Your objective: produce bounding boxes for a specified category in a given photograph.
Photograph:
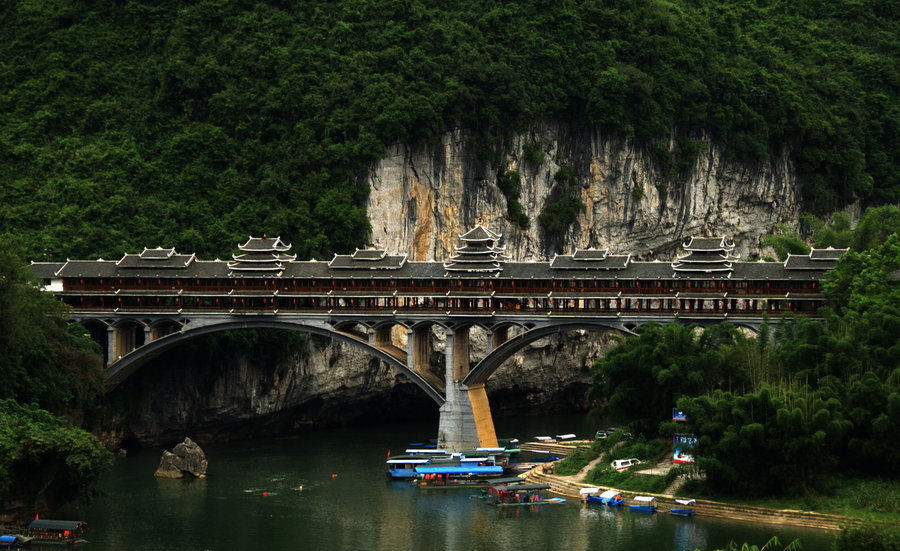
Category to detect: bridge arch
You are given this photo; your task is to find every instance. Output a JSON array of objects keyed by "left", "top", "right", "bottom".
[
  {"left": 104, "top": 320, "right": 444, "bottom": 404},
  {"left": 462, "top": 321, "right": 636, "bottom": 386}
]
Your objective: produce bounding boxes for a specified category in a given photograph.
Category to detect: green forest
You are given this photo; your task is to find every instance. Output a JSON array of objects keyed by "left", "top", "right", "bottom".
[{"left": 1, "top": 0, "right": 898, "bottom": 261}]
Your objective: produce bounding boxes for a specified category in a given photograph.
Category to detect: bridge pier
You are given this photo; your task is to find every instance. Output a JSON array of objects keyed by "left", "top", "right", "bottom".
[
  {"left": 486, "top": 326, "right": 509, "bottom": 353},
  {"left": 107, "top": 325, "right": 141, "bottom": 366},
  {"left": 437, "top": 327, "right": 498, "bottom": 452}
]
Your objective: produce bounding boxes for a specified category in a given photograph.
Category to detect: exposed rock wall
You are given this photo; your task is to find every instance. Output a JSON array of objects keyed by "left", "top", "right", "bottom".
[{"left": 367, "top": 123, "right": 798, "bottom": 260}]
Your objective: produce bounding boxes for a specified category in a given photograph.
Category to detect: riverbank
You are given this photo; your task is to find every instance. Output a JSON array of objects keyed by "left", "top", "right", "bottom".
[{"left": 524, "top": 465, "right": 860, "bottom": 531}]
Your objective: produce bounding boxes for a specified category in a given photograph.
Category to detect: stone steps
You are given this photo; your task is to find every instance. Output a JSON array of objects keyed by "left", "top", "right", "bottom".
[{"left": 523, "top": 468, "right": 860, "bottom": 531}]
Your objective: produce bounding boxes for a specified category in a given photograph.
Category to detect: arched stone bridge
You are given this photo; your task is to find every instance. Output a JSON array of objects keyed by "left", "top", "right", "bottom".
[{"left": 69, "top": 310, "right": 769, "bottom": 452}]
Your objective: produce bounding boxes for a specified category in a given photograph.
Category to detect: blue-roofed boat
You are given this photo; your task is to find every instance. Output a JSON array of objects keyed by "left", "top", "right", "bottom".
[
  {"left": 628, "top": 495, "right": 658, "bottom": 513},
  {"left": 0, "top": 534, "right": 32, "bottom": 549},
  {"left": 386, "top": 447, "right": 516, "bottom": 480}
]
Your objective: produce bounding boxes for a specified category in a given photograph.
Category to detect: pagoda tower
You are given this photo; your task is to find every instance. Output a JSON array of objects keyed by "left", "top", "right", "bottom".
[
  {"left": 443, "top": 225, "right": 509, "bottom": 274},
  {"left": 671, "top": 236, "right": 739, "bottom": 274},
  {"left": 228, "top": 236, "right": 296, "bottom": 276}
]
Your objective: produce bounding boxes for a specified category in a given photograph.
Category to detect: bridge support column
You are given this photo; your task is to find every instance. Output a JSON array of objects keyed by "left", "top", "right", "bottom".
[
  {"left": 486, "top": 326, "right": 509, "bottom": 353},
  {"left": 437, "top": 327, "right": 498, "bottom": 452},
  {"left": 108, "top": 325, "right": 137, "bottom": 366},
  {"left": 370, "top": 326, "right": 392, "bottom": 349},
  {"left": 406, "top": 326, "right": 435, "bottom": 382},
  {"left": 106, "top": 327, "right": 117, "bottom": 367}
]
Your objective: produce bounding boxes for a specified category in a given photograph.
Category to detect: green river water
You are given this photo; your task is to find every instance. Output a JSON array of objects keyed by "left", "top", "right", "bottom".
[{"left": 56, "top": 415, "right": 835, "bottom": 550}]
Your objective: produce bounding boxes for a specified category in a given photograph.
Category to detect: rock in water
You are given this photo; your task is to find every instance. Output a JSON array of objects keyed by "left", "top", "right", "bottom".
[{"left": 153, "top": 437, "right": 208, "bottom": 478}]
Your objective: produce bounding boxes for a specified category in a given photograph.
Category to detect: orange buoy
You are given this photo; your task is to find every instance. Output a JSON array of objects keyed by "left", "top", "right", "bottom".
[{"left": 331, "top": 474, "right": 338, "bottom": 478}]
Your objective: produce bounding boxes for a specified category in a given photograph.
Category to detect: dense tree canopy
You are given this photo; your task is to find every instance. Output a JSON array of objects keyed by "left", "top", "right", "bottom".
[
  {"left": 1, "top": 0, "right": 897, "bottom": 260},
  {"left": 0, "top": 238, "right": 104, "bottom": 413}
]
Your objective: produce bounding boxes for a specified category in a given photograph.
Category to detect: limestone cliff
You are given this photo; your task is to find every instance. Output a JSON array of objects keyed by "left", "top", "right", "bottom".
[
  {"left": 105, "top": 125, "right": 800, "bottom": 446},
  {"left": 367, "top": 123, "right": 797, "bottom": 260}
]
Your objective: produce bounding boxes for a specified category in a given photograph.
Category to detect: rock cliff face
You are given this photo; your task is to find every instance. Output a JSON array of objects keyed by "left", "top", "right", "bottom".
[
  {"left": 367, "top": 123, "right": 798, "bottom": 260},
  {"left": 105, "top": 125, "right": 800, "bottom": 446}
]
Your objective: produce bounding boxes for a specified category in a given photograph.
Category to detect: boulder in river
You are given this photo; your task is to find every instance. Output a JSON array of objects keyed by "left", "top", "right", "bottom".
[{"left": 153, "top": 437, "right": 208, "bottom": 478}]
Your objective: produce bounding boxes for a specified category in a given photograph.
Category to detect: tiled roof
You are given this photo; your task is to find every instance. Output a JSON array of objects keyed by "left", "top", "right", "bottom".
[
  {"left": 458, "top": 225, "right": 500, "bottom": 241},
  {"left": 328, "top": 254, "right": 407, "bottom": 270},
  {"left": 237, "top": 236, "right": 292, "bottom": 252},
  {"left": 30, "top": 262, "right": 65, "bottom": 278},
  {"left": 40, "top": 257, "right": 832, "bottom": 281},
  {"left": 809, "top": 248, "right": 849, "bottom": 260},
  {"left": 139, "top": 248, "right": 176, "bottom": 259},
  {"left": 118, "top": 253, "right": 196, "bottom": 269},
  {"left": 351, "top": 249, "right": 387, "bottom": 261},
  {"left": 683, "top": 236, "right": 734, "bottom": 251},
  {"left": 550, "top": 254, "right": 630, "bottom": 270},
  {"left": 784, "top": 247, "right": 847, "bottom": 270},
  {"left": 572, "top": 249, "right": 609, "bottom": 260}
]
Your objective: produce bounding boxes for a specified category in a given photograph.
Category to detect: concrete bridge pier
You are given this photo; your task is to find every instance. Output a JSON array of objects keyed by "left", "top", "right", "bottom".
[
  {"left": 437, "top": 327, "right": 499, "bottom": 452},
  {"left": 486, "top": 326, "right": 509, "bottom": 353},
  {"left": 107, "top": 324, "right": 140, "bottom": 366}
]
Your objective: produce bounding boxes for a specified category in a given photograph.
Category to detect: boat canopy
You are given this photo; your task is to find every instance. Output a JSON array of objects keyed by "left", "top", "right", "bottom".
[
  {"left": 534, "top": 436, "right": 552, "bottom": 441},
  {"left": 579, "top": 487, "right": 602, "bottom": 495},
  {"left": 490, "top": 484, "right": 550, "bottom": 492},
  {"left": 405, "top": 449, "right": 447, "bottom": 455},
  {"left": 487, "top": 477, "right": 525, "bottom": 484},
  {"left": 459, "top": 457, "right": 491, "bottom": 462},
  {"left": 28, "top": 520, "right": 86, "bottom": 531},
  {"left": 415, "top": 465, "right": 504, "bottom": 475},
  {"left": 633, "top": 496, "right": 657, "bottom": 503},
  {"left": 386, "top": 458, "right": 430, "bottom": 464},
  {"left": 476, "top": 447, "right": 506, "bottom": 453},
  {"left": 555, "top": 433, "right": 576, "bottom": 440},
  {"left": 675, "top": 498, "right": 696, "bottom": 506},
  {"left": 599, "top": 490, "right": 622, "bottom": 499}
]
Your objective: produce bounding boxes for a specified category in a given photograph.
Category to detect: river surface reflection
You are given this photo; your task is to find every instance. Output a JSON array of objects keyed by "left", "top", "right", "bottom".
[{"left": 58, "top": 415, "right": 835, "bottom": 550}]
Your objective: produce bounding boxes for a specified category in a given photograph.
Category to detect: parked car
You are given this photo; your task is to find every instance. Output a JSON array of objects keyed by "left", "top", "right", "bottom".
[
  {"left": 594, "top": 430, "right": 608, "bottom": 439},
  {"left": 610, "top": 458, "right": 642, "bottom": 471}
]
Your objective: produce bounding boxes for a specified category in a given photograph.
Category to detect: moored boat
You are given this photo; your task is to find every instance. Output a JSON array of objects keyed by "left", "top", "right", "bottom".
[
  {"left": 591, "top": 489, "right": 624, "bottom": 506},
  {"left": 414, "top": 465, "right": 505, "bottom": 487},
  {"left": 628, "top": 495, "right": 658, "bottom": 513},
  {"left": 482, "top": 483, "right": 564, "bottom": 506},
  {"left": 27, "top": 519, "right": 89, "bottom": 545},
  {"left": 669, "top": 498, "right": 696, "bottom": 517},
  {"left": 0, "top": 534, "right": 32, "bottom": 549}
]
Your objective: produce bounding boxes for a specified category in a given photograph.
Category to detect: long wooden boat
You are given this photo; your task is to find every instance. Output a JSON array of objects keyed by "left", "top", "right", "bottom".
[
  {"left": 482, "top": 484, "right": 565, "bottom": 506},
  {"left": 26, "top": 519, "right": 89, "bottom": 546},
  {"left": 414, "top": 465, "right": 505, "bottom": 487}
]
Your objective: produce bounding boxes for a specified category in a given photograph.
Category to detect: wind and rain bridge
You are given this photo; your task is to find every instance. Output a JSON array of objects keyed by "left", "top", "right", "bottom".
[{"left": 31, "top": 225, "right": 846, "bottom": 451}]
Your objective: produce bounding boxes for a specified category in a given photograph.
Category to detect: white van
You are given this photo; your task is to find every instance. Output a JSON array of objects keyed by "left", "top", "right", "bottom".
[{"left": 610, "top": 458, "right": 641, "bottom": 471}]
